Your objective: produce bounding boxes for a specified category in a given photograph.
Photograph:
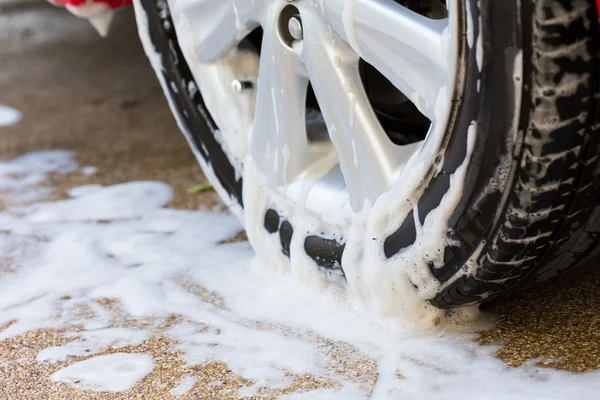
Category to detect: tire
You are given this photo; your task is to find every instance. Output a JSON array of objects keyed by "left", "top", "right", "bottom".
[{"left": 133, "top": 0, "right": 600, "bottom": 310}]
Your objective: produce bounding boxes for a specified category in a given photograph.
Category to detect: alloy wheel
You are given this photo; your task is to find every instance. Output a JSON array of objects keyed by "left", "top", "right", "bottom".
[{"left": 167, "top": 0, "right": 461, "bottom": 215}]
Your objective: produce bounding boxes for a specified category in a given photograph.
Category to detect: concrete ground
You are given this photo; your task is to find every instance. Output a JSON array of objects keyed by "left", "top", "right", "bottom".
[
  {"left": 1, "top": 2, "right": 600, "bottom": 398},
  {"left": 0, "top": 1, "right": 220, "bottom": 211}
]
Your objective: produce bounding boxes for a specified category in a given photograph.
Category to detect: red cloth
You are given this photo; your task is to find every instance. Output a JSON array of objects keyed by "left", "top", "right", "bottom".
[{"left": 52, "top": 0, "right": 132, "bottom": 8}]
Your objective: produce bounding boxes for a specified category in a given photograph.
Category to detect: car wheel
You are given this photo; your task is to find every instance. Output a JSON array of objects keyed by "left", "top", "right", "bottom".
[{"left": 133, "top": 0, "right": 600, "bottom": 310}]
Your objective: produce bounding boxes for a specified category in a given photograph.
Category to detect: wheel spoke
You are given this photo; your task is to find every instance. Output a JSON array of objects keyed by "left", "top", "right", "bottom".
[
  {"left": 251, "top": 14, "right": 311, "bottom": 186},
  {"left": 168, "top": 0, "right": 257, "bottom": 63},
  {"left": 322, "top": 0, "right": 449, "bottom": 120},
  {"left": 302, "top": 12, "right": 405, "bottom": 209}
]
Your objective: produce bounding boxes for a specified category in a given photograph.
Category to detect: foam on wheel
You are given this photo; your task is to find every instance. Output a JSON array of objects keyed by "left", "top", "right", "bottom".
[{"left": 134, "top": 0, "right": 600, "bottom": 310}]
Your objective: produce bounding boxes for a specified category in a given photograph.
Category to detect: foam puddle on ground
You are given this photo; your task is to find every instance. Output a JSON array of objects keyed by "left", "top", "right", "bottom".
[
  {"left": 1, "top": 150, "right": 599, "bottom": 399},
  {"left": 0, "top": 105, "right": 22, "bottom": 127},
  {"left": 49, "top": 353, "right": 155, "bottom": 392}
]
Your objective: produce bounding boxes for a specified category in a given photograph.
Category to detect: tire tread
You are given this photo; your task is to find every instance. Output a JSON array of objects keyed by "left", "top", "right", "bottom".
[{"left": 433, "top": 0, "right": 600, "bottom": 307}]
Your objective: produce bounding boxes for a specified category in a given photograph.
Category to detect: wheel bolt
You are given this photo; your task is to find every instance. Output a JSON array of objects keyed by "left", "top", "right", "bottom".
[
  {"left": 288, "top": 15, "right": 303, "bottom": 41},
  {"left": 231, "top": 79, "right": 253, "bottom": 93}
]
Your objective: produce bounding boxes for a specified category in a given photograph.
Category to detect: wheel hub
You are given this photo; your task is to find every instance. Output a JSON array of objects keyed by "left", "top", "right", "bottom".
[
  {"left": 287, "top": 15, "right": 303, "bottom": 41},
  {"left": 167, "top": 0, "right": 459, "bottom": 216}
]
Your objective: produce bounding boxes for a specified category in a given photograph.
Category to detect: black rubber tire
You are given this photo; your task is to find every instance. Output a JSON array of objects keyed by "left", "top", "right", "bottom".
[
  {"left": 136, "top": 0, "right": 600, "bottom": 308},
  {"left": 431, "top": 0, "right": 600, "bottom": 307}
]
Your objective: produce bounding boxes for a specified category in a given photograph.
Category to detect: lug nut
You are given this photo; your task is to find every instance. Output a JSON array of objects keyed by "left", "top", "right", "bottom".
[
  {"left": 231, "top": 79, "right": 253, "bottom": 93},
  {"left": 288, "top": 15, "right": 303, "bottom": 41}
]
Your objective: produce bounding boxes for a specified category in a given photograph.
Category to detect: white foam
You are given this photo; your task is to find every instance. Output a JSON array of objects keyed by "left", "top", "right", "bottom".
[
  {"left": 2, "top": 150, "right": 600, "bottom": 398},
  {"left": 170, "top": 374, "right": 197, "bottom": 396},
  {"left": 0, "top": 150, "right": 77, "bottom": 190},
  {"left": 27, "top": 181, "right": 174, "bottom": 222},
  {"left": 37, "top": 328, "right": 150, "bottom": 363},
  {"left": 120, "top": 2, "right": 600, "bottom": 395},
  {"left": 68, "top": 184, "right": 103, "bottom": 198},
  {"left": 0, "top": 150, "right": 77, "bottom": 204},
  {"left": 0, "top": 105, "right": 22, "bottom": 127},
  {"left": 50, "top": 353, "right": 154, "bottom": 392},
  {"left": 466, "top": 0, "right": 474, "bottom": 48},
  {"left": 280, "top": 386, "right": 365, "bottom": 400},
  {"left": 81, "top": 166, "right": 98, "bottom": 176}
]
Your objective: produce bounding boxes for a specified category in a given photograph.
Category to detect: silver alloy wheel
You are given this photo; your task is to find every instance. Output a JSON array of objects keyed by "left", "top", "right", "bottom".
[{"left": 167, "top": 0, "right": 459, "bottom": 216}]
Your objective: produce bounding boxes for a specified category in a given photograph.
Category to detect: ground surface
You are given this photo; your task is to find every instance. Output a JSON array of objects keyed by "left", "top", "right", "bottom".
[{"left": 1, "top": 3, "right": 600, "bottom": 399}]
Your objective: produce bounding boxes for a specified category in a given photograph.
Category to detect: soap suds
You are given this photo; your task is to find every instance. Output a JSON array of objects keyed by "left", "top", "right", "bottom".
[
  {"left": 50, "top": 353, "right": 155, "bottom": 392},
  {"left": 1, "top": 150, "right": 600, "bottom": 398},
  {"left": 466, "top": 0, "right": 474, "bottom": 48},
  {"left": 170, "top": 374, "right": 197, "bottom": 396},
  {"left": 135, "top": 0, "right": 474, "bottom": 326},
  {"left": 0, "top": 105, "right": 22, "bottom": 127},
  {"left": 37, "top": 328, "right": 150, "bottom": 363},
  {"left": 81, "top": 166, "right": 98, "bottom": 176},
  {"left": 81, "top": 3, "right": 600, "bottom": 397}
]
